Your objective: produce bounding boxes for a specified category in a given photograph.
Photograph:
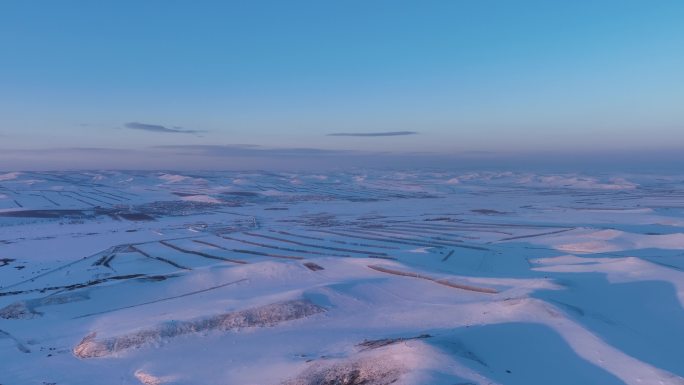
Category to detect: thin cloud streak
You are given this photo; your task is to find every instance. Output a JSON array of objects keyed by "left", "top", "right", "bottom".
[
  {"left": 124, "top": 122, "right": 204, "bottom": 134},
  {"left": 154, "top": 144, "right": 357, "bottom": 157},
  {"left": 327, "top": 131, "right": 418, "bottom": 137}
]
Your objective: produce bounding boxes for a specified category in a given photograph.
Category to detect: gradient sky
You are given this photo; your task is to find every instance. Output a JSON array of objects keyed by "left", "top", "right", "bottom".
[{"left": 1, "top": 0, "right": 683, "bottom": 170}]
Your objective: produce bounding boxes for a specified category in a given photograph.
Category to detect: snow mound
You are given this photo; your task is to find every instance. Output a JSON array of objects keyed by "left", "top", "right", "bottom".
[
  {"left": 283, "top": 345, "right": 410, "bottom": 385},
  {"left": 283, "top": 339, "right": 460, "bottom": 385},
  {"left": 544, "top": 229, "right": 684, "bottom": 253},
  {"left": 0, "top": 172, "right": 21, "bottom": 181},
  {"left": 158, "top": 174, "right": 204, "bottom": 184},
  {"left": 180, "top": 195, "right": 221, "bottom": 204},
  {"left": 519, "top": 175, "right": 637, "bottom": 190},
  {"left": 284, "top": 357, "right": 403, "bottom": 385},
  {"left": 135, "top": 370, "right": 164, "bottom": 385},
  {"left": 73, "top": 299, "right": 325, "bottom": 358}
]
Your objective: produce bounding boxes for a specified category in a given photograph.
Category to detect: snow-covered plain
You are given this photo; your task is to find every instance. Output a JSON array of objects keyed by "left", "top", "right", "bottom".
[{"left": 1, "top": 170, "right": 684, "bottom": 385}]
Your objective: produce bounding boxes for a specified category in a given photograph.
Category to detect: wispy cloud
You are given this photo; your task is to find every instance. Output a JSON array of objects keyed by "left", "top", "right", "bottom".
[
  {"left": 154, "top": 144, "right": 355, "bottom": 157},
  {"left": 327, "top": 131, "right": 418, "bottom": 137},
  {"left": 124, "top": 122, "right": 204, "bottom": 134},
  {"left": 0, "top": 147, "right": 135, "bottom": 155}
]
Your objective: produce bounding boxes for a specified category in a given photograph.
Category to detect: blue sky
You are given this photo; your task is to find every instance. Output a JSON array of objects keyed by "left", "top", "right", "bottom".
[{"left": 1, "top": 1, "right": 683, "bottom": 170}]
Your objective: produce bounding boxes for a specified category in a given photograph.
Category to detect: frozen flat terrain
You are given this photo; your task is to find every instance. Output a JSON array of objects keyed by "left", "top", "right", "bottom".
[{"left": 1, "top": 170, "right": 684, "bottom": 385}]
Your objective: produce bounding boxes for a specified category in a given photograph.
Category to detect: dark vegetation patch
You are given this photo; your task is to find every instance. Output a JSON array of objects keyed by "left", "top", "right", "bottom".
[
  {"left": 1, "top": 292, "right": 90, "bottom": 320},
  {"left": 471, "top": 209, "right": 507, "bottom": 215},
  {"left": 368, "top": 265, "right": 498, "bottom": 294},
  {"left": 303, "top": 262, "right": 324, "bottom": 271},
  {"left": 0, "top": 274, "right": 169, "bottom": 297},
  {"left": 0, "top": 207, "right": 152, "bottom": 222},
  {"left": 193, "top": 239, "right": 303, "bottom": 260},
  {"left": 0, "top": 210, "right": 87, "bottom": 218},
  {"left": 424, "top": 216, "right": 457, "bottom": 222},
  {"left": 130, "top": 245, "right": 191, "bottom": 270},
  {"left": 284, "top": 354, "right": 404, "bottom": 385},
  {"left": 272, "top": 230, "right": 400, "bottom": 250},
  {"left": 133, "top": 200, "right": 235, "bottom": 215},
  {"left": 73, "top": 299, "right": 325, "bottom": 358},
  {"left": 357, "top": 334, "right": 432, "bottom": 351},
  {"left": 243, "top": 231, "right": 388, "bottom": 256},
  {"left": 441, "top": 250, "right": 455, "bottom": 262},
  {"left": 279, "top": 213, "right": 344, "bottom": 227},
  {"left": 92, "top": 254, "right": 116, "bottom": 268},
  {"left": 117, "top": 213, "right": 155, "bottom": 221},
  {"left": 0, "top": 302, "right": 32, "bottom": 319},
  {"left": 159, "top": 240, "right": 247, "bottom": 264},
  {"left": 222, "top": 191, "right": 260, "bottom": 197},
  {"left": 0, "top": 258, "right": 15, "bottom": 267}
]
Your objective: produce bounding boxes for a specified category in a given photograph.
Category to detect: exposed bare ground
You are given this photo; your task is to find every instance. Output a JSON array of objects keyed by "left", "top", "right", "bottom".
[
  {"left": 283, "top": 344, "right": 411, "bottom": 385},
  {"left": 73, "top": 299, "right": 325, "bottom": 358},
  {"left": 357, "top": 334, "right": 431, "bottom": 351}
]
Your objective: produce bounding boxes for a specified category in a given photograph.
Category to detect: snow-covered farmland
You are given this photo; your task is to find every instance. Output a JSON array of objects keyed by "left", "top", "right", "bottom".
[{"left": 1, "top": 170, "right": 684, "bottom": 384}]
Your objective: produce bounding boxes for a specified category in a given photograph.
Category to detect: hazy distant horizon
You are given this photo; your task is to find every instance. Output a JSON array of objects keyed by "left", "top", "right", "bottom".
[{"left": 1, "top": 146, "right": 683, "bottom": 173}]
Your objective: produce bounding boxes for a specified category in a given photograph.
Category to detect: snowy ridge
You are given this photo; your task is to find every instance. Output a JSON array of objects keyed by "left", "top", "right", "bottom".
[{"left": 73, "top": 299, "right": 325, "bottom": 358}]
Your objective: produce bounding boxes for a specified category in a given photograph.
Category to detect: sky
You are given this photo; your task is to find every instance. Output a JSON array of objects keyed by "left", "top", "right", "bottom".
[{"left": 1, "top": 0, "right": 683, "bottom": 170}]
